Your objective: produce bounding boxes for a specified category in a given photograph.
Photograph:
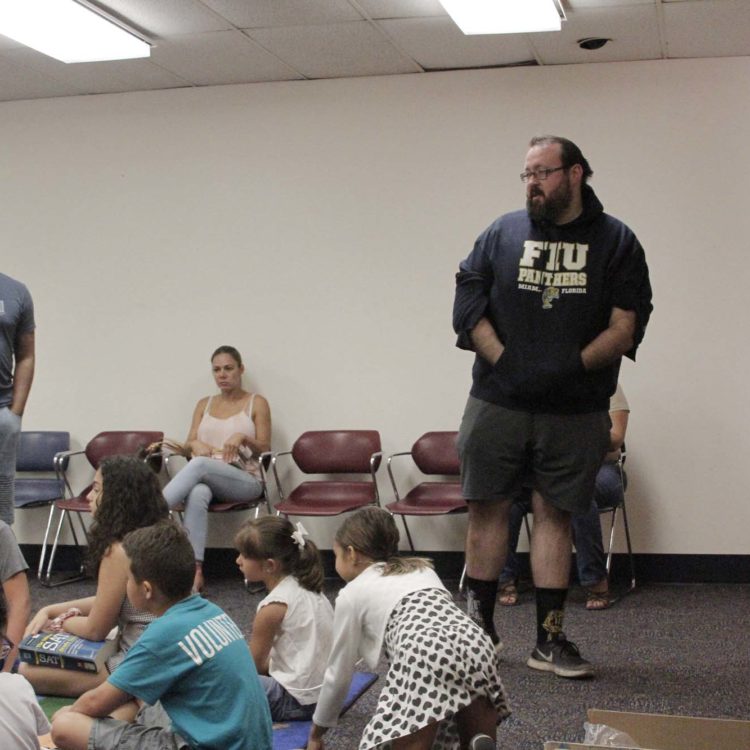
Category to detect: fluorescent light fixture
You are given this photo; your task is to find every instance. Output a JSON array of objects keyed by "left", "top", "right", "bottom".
[
  {"left": 439, "top": 0, "right": 565, "bottom": 35},
  {"left": 0, "top": 0, "right": 150, "bottom": 63}
]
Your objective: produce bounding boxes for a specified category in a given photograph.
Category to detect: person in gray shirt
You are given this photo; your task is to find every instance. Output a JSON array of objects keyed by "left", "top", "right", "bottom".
[{"left": 0, "top": 273, "right": 35, "bottom": 525}]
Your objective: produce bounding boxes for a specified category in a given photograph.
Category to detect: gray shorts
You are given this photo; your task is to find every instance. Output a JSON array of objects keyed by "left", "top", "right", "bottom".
[
  {"left": 89, "top": 703, "right": 189, "bottom": 750},
  {"left": 456, "top": 396, "right": 610, "bottom": 514}
]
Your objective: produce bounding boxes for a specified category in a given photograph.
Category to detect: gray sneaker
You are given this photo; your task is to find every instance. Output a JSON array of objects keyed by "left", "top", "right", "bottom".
[{"left": 527, "top": 635, "right": 594, "bottom": 678}]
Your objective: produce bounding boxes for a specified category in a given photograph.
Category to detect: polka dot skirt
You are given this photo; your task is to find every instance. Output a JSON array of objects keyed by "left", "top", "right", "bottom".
[{"left": 359, "top": 588, "right": 510, "bottom": 749}]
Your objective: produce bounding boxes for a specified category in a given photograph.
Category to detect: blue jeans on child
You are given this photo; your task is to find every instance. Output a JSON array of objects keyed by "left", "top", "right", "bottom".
[
  {"left": 162, "top": 457, "right": 263, "bottom": 562},
  {"left": 259, "top": 675, "right": 316, "bottom": 722},
  {"left": 499, "top": 462, "right": 625, "bottom": 587}
]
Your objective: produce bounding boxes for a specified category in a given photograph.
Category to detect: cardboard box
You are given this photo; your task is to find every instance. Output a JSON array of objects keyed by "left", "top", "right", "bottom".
[{"left": 544, "top": 708, "right": 750, "bottom": 750}]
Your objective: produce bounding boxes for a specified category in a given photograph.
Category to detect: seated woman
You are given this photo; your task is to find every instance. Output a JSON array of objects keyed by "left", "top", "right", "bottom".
[
  {"left": 163, "top": 345, "right": 271, "bottom": 593},
  {"left": 498, "top": 384, "right": 629, "bottom": 610},
  {"left": 21, "top": 456, "right": 169, "bottom": 697}
]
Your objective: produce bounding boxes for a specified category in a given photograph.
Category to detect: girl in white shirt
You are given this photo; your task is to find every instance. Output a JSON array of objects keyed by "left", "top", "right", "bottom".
[
  {"left": 235, "top": 516, "right": 334, "bottom": 721},
  {"left": 308, "top": 507, "right": 509, "bottom": 750}
]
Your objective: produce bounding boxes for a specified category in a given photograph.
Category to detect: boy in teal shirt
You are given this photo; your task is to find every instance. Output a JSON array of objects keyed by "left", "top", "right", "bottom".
[{"left": 51, "top": 521, "right": 272, "bottom": 750}]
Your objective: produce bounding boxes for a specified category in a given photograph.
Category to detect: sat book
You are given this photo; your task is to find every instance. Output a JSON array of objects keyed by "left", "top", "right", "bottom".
[{"left": 19, "top": 631, "right": 116, "bottom": 673}]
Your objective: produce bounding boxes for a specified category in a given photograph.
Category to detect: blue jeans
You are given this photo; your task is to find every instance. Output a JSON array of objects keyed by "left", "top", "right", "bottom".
[
  {"left": 499, "top": 462, "right": 625, "bottom": 587},
  {"left": 162, "top": 457, "right": 263, "bottom": 561},
  {"left": 0, "top": 406, "right": 22, "bottom": 524},
  {"left": 259, "top": 675, "right": 316, "bottom": 722}
]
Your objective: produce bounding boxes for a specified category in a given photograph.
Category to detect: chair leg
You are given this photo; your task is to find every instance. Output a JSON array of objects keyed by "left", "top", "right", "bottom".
[
  {"left": 42, "top": 509, "right": 87, "bottom": 587},
  {"left": 604, "top": 507, "right": 618, "bottom": 578},
  {"left": 523, "top": 511, "right": 532, "bottom": 544},
  {"left": 41, "top": 508, "right": 67, "bottom": 586},
  {"left": 399, "top": 516, "right": 416, "bottom": 552},
  {"left": 37, "top": 504, "right": 58, "bottom": 582},
  {"left": 620, "top": 500, "right": 636, "bottom": 591}
]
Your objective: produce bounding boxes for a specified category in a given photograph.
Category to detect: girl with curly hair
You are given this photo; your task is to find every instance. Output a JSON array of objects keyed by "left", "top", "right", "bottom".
[{"left": 21, "top": 455, "right": 169, "bottom": 698}]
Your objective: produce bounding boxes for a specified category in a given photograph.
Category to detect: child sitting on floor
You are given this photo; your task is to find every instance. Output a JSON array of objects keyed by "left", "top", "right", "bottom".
[
  {"left": 50, "top": 521, "right": 272, "bottom": 750},
  {"left": 235, "top": 516, "right": 334, "bottom": 721},
  {"left": 0, "top": 592, "right": 50, "bottom": 749},
  {"left": 22, "top": 456, "right": 169, "bottom": 697},
  {"left": 307, "top": 507, "right": 510, "bottom": 750}
]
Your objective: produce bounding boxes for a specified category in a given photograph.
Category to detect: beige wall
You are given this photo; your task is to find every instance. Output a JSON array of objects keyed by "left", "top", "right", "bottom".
[{"left": 5, "top": 56, "right": 750, "bottom": 554}]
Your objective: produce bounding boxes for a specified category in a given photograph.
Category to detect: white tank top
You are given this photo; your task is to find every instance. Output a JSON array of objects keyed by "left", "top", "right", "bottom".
[{"left": 196, "top": 394, "right": 260, "bottom": 477}]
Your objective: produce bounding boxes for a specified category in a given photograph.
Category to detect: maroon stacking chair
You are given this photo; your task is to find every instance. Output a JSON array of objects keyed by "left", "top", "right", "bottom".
[
  {"left": 271, "top": 431, "right": 382, "bottom": 528},
  {"left": 39, "top": 430, "right": 163, "bottom": 586},
  {"left": 385, "top": 431, "right": 466, "bottom": 551}
]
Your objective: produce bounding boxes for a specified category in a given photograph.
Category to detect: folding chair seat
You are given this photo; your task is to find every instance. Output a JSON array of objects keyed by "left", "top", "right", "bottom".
[
  {"left": 385, "top": 431, "right": 466, "bottom": 551},
  {"left": 40, "top": 430, "right": 163, "bottom": 586},
  {"left": 271, "top": 430, "right": 382, "bottom": 523}
]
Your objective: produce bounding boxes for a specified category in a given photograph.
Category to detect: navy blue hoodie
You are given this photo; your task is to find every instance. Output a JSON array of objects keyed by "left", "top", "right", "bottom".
[{"left": 453, "top": 185, "right": 652, "bottom": 414}]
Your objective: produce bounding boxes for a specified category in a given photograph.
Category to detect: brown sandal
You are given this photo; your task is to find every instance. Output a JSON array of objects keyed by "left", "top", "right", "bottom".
[
  {"left": 498, "top": 580, "right": 519, "bottom": 606},
  {"left": 585, "top": 587, "right": 611, "bottom": 611}
]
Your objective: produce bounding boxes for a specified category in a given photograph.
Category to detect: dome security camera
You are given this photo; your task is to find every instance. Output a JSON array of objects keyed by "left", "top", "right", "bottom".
[{"left": 578, "top": 37, "right": 611, "bottom": 51}]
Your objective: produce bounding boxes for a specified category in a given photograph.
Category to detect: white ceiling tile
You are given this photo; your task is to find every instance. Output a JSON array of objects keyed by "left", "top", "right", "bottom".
[
  {"left": 199, "top": 0, "right": 362, "bottom": 28},
  {"left": 96, "top": 0, "right": 233, "bottom": 36},
  {"left": 664, "top": 0, "right": 750, "bottom": 58},
  {"left": 3, "top": 48, "right": 190, "bottom": 95},
  {"left": 379, "top": 17, "right": 535, "bottom": 69},
  {"left": 568, "top": 0, "right": 654, "bottom": 7},
  {"left": 0, "top": 0, "right": 744, "bottom": 103},
  {"left": 0, "top": 55, "right": 82, "bottom": 101},
  {"left": 357, "top": 0, "right": 448, "bottom": 19},
  {"left": 530, "top": 6, "right": 662, "bottom": 64},
  {"left": 151, "top": 31, "right": 303, "bottom": 85},
  {"left": 246, "top": 21, "right": 422, "bottom": 78}
]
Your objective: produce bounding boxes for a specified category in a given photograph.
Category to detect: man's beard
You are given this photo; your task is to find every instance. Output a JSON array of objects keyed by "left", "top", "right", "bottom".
[{"left": 526, "top": 178, "right": 572, "bottom": 223}]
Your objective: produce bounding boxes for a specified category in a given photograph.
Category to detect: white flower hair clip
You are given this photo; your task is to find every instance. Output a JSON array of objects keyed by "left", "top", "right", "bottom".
[{"left": 291, "top": 521, "right": 308, "bottom": 549}]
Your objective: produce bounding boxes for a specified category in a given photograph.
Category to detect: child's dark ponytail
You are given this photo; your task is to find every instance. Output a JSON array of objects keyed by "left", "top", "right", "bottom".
[
  {"left": 234, "top": 516, "right": 326, "bottom": 593},
  {"left": 293, "top": 536, "right": 325, "bottom": 592}
]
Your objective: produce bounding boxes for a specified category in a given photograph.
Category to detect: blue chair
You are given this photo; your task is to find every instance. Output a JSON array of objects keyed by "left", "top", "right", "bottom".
[{"left": 14, "top": 431, "right": 70, "bottom": 581}]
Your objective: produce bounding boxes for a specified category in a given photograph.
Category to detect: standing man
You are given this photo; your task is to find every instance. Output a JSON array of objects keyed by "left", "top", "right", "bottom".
[
  {"left": 0, "top": 273, "right": 35, "bottom": 525},
  {"left": 453, "top": 136, "right": 652, "bottom": 678}
]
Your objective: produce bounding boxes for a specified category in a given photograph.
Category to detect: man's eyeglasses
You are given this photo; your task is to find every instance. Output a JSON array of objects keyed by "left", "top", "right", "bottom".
[{"left": 520, "top": 166, "right": 567, "bottom": 183}]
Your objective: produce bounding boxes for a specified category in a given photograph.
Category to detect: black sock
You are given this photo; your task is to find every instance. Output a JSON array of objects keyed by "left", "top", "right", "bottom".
[
  {"left": 535, "top": 587, "right": 567, "bottom": 645},
  {"left": 465, "top": 576, "right": 499, "bottom": 642}
]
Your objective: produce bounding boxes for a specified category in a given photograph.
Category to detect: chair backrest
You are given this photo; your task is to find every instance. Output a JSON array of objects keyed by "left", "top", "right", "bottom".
[
  {"left": 16, "top": 431, "right": 70, "bottom": 472},
  {"left": 85, "top": 431, "right": 164, "bottom": 468},
  {"left": 411, "top": 431, "right": 460, "bottom": 476},
  {"left": 292, "top": 430, "right": 381, "bottom": 474},
  {"left": 15, "top": 431, "right": 71, "bottom": 507}
]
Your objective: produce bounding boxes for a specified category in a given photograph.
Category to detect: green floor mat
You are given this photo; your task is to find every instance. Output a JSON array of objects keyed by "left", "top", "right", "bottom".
[{"left": 38, "top": 695, "right": 75, "bottom": 721}]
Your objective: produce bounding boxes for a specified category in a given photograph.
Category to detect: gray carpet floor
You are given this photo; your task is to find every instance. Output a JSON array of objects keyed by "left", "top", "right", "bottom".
[{"left": 29, "top": 575, "right": 750, "bottom": 749}]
